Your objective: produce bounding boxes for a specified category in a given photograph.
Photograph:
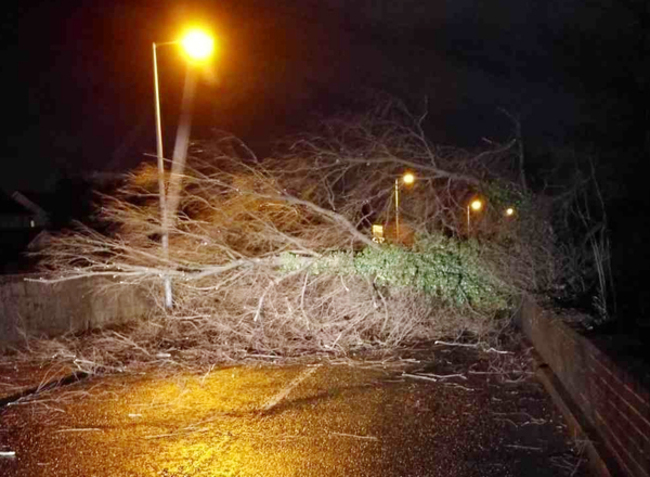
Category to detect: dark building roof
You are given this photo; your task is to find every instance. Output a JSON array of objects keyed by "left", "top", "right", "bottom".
[
  {"left": 0, "top": 190, "right": 28, "bottom": 215},
  {"left": 0, "top": 189, "right": 54, "bottom": 216}
]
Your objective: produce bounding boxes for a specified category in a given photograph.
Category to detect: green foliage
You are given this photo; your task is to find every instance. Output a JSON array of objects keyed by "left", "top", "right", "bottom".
[
  {"left": 279, "top": 234, "right": 512, "bottom": 312},
  {"left": 483, "top": 180, "right": 532, "bottom": 211}
]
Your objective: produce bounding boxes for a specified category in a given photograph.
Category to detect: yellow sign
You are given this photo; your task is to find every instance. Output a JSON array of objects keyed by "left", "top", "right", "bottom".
[{"left": 372, "top": 224, "right": 385, "bottom": 243}]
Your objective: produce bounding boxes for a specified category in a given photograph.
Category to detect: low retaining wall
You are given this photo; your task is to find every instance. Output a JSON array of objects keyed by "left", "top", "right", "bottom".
[
  {"left": 0, "top": 274, "right": 151, "bottom": 350},
  {"left": 520, "top": 296, "right": 650, "bottom": 477}
]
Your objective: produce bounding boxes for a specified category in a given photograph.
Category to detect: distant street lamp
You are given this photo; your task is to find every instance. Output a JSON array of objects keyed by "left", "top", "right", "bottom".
[
  {"left": 395, "top": 172, "right": 415, "bottom": 240},
  {"left": 467, "top": 198, "right": 483, "bottom": 232},
  {"left": 505, "top": 206, "right": 515, "bottom": 217},
  {"left": 153, "top": 28, "right": 215, "bottom": 308}
]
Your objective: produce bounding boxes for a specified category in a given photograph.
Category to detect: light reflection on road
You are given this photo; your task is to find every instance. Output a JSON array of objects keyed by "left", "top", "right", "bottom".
[{"left": 0, "top": 358, "right": 587, "bottom": 476}]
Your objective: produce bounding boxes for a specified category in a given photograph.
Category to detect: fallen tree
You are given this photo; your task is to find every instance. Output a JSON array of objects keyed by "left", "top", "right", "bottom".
[{"left": 30, "top": 101, "right": 561, "bottom": 367}]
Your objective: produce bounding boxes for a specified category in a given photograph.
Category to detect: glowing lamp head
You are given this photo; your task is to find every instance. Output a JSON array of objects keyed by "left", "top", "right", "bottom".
[
  {"left": 470, "top": 199, "right": 483, "bottom": 211},
  {"left": 181, "top": 29, "right": 215, "bottom": 61},
  {"left": 505, "top": 207, "right": 515, "bottom": 217},
  {"left": 402, "top": 172, "right": 415, "bottom": 185}
]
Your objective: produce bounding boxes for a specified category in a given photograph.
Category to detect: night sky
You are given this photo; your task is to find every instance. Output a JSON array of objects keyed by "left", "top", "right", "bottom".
[
  {"left": 1, "top": 0, "right": 624, "bottom": 189},
  {"left": 2, "top": 0, "right": 649, "bottom": 317}
]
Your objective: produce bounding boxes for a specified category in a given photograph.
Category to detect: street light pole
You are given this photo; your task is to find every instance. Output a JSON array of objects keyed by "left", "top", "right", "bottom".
[
  {"left": 394, "top": 178, "right": 400, "bottom": 240},
  {"left": 467, "top": 198, "right": 483, "bottom": 234},
  {"left": 153, "top": 42, "right": 173, "bottom": 309},
  {"left": 152, "top": 29, "right": 215, "bottom": 309},
  {"left": 394, "top": 172, "right": 415, "bottom": 242}
]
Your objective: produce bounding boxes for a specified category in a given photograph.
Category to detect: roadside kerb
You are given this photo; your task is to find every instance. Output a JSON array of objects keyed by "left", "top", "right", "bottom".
[{"left": 0, "top": 370, "right": 88, "bottom": 409}]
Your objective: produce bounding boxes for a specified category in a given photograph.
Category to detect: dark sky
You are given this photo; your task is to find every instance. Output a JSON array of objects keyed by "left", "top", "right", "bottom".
[{"left": 0, "top": 0, "right": 643, "bottom": 191}]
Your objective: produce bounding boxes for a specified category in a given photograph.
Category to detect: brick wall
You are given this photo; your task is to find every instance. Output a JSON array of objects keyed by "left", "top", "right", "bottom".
[
  {"left": 520, "top": 296, "right": 650, "bottom": 477},
  {"left": 0, "top": 274, "right": 152, "bottom": 350}
]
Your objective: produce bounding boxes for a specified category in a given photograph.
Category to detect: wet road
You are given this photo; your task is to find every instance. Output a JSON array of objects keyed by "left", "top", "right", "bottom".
[{"left": 0, "top": 349, "right": 588, "bottom": 476}]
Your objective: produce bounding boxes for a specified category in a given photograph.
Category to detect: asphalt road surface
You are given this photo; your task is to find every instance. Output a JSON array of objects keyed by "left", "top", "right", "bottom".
[{"left": 0, "top": 346, "right": 589, "bottom": 476}]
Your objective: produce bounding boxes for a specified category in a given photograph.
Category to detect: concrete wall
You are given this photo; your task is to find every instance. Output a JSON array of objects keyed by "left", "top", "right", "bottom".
[
  {"left": 520, "top": 296, "right": 650, "bottom": 477},
  {"left": 0, "top": 274, "right": 151, "bottom": 350}
]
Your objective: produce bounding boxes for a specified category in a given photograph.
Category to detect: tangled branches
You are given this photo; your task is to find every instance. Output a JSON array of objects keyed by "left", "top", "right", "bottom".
[{"left": 32, "top": 103, "right": 558, "bottom": 363}]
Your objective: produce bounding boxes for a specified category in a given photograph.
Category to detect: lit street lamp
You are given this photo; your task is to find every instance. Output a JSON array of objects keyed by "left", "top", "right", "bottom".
[
  {"left": 153, "top": 28, "right": 215, "bottom": 308},
  {"left": 181, "top": 30, "right": 215, "bottom": 61},
  {"left": 505, "top": 206, "right": 515, "bottom": 217},
  {"left": 395, "top": 172, "right": 415, "bottom": 240},
  {"left": 467, "top": 198, "right": 483, "bottom": 232}
]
